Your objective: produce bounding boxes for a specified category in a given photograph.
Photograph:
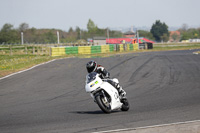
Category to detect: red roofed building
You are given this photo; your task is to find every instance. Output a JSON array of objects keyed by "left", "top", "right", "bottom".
[
  {"left": 106, "top": 38, "right": 133, "bottom": 44},
  {"left": 106, "top": 37, "right": 154, "bottom": 44},
  {"left": 124, "top": 31, "right": 136, "bottom": 38},
  {"left": 169, "top": 31, "right": 181, "bottom": 42},
  {"left": 137, "top": 38, "right": 154, "bottom": 49},
  {"left": 136, "top": 38, "right": 155, "bottom": 44},
  {"left": 106, "top": 37, "right": 154, "bottom": 49}
]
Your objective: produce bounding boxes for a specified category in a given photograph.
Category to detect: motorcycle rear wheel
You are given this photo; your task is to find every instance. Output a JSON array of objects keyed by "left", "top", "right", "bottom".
[
  {"left": 121, "top": 99, "right": 130, "bottom": 111},
  {"left": 95, "top": 95, "right": 111, "bottom": 113}
]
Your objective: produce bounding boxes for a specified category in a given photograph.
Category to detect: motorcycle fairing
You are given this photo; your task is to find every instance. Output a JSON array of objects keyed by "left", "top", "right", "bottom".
[{"left": 100, "top": 82, "right": 122, "bottom": 110}]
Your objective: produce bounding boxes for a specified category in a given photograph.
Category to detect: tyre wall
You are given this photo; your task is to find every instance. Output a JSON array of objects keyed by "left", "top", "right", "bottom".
[{"left": 51, "top": 44, "right": 138, "bottom": 56}]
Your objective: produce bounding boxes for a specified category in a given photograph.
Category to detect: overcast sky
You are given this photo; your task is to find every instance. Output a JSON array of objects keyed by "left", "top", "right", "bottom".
[{"left": 0, "top": 0, "right": 200, "bottom": 31}]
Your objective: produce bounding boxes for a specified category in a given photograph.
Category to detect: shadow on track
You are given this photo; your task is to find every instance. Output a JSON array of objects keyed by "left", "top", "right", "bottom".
[{"left": 69, "top": 110, "right": 120, "bottom": 115}]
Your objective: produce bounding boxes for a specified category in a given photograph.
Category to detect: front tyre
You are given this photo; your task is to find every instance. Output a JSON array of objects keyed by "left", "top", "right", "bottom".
[
  {"left": 95, "top": 95, "right": 111, "bottom": 113},
  {"left": 121, "top": 99, "right": 130, "bottom": 111}
]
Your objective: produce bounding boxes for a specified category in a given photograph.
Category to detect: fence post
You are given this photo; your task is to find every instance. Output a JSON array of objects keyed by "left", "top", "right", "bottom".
[
  {"left": 49, "top": 47, "right": 51, "bottom": 56},
  {"left": 37, "top": 46, "right": 39, "bottom": 55},
  {"left": 41, "top": 45, "right": 44, "bottom": 55},
  {"left": 25, "top": 45, "right": 28, "bottom": 54},
  {"left": 9, "top": 46, "right": 13, "bottom": 56},
  {"left": 41, "top": 46, "right": 43, "bottom": 55},
  {"left": 33, "top": 45, "right": 35, "bottom": 54}
]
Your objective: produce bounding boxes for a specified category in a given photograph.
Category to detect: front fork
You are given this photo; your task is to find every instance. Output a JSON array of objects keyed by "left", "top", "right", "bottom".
[
  {"left": 93, "top": 90, "right": 109, "bottom": 104},
  {"left": 101, "top": 90, "right": 108, "bottom": 103}
]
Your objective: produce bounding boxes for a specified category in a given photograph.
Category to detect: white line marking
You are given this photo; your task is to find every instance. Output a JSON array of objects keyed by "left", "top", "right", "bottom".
[
  {"left": 0, "top": 58, "right": 68, "bottom": 81},
  {"left": 93, "top": 119, "right": 200, "bottom": 133}
]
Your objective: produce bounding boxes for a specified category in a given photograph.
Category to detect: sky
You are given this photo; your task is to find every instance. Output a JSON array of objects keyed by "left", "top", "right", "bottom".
[{"left": 0, "top": 0, "right": 200, "bottom": 31}]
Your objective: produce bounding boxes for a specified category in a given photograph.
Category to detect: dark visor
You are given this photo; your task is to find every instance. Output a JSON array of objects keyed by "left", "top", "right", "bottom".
[{"left": 87, "top": 65, "right": 95, "bottom": 73}]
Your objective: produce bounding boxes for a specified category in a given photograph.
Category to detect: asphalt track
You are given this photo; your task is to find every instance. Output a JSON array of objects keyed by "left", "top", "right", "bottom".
[{"left": 0, "top": 50, "right": 200, "bottom": 133}]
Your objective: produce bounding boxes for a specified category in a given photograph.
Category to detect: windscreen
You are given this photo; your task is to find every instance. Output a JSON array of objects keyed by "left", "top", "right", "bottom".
[{"left": 86, "top": 72, "right": 97, "bottom": 83}]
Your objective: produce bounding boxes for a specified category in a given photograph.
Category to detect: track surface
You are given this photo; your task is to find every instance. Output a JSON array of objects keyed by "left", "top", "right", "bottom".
[{"left": 0, "top": 50, "right": 200, "bottom": 133}]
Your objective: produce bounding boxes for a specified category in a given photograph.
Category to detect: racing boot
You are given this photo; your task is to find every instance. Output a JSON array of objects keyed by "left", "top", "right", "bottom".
[{"left": 116, "top": 84, "right": 126, "bottom": 99}]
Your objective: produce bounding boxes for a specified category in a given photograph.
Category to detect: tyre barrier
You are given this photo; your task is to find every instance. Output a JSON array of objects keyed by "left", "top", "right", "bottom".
[{"left": 51, "top": 44, "right": 138, "bottom": 56}]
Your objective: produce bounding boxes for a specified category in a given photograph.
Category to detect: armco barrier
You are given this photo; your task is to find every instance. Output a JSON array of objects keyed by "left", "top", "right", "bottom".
[{"left": 51, "top": 44, "right": 138, "bottom": 56}]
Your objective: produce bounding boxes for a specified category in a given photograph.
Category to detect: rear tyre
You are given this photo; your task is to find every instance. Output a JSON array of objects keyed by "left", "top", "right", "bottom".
[
  {"left": 95, "top": 95, "right": 111, "bottom": 113},
  {"left": 121, "top": 99, "right": 129, "bottom": 111}
]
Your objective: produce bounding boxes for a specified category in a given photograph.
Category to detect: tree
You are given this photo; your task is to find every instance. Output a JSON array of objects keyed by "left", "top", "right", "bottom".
[
  {"left": 19, "top": 23, "right": 29, "bottom": 32},
  {"left": 160, "top": 33, "right": 169, "bottom": 42},
  {"left": 188, "top": 28, "right": 199, "bottom": 39},
  {"left": 44, "top": 31, "right": 57, "bottom": 43},
  {"left": 1, "top": 23, "right": 13, "bottom": 32},
  {"left": 87, "top": 19, "right": 98, "bottom": 33},
  {"left": 150, "top": 20, "right": 169, "bottom": 42},
  {"left": 0, "top": 23, "right": 20, "bottom": 44},
  {"left": 197, "top": 28, "right": 200, "bottom": 38},
  {"left": 181, "top": 32, "right": 191, "bottom": 40},
  {"left": 179, "top": 28, "right": 199, "bottom": 41},
  {"left": 138, "top": 30, "right": 155, "bottom": 40},
  {"left": 75, "top": 26, "right": 81, "bottom": 40},
  {"left": 110, "top": 30, "right": 123, "bottom": 38},
  {"left": 68, "top": 27, "right": 74, "bottom": 33},
  {"left": 181, "top": 24, "right": 189, "bottom": 31}
]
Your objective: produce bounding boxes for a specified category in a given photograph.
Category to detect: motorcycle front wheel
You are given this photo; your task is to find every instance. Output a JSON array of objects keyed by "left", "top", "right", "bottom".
[{"left": 95, "top": 95, "right": 111, "bottom": 113}]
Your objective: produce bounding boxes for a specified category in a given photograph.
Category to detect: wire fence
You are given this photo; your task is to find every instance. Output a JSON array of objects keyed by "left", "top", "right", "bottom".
[{"left": 0, "top": 45, "right": 51, "bottom": 56}]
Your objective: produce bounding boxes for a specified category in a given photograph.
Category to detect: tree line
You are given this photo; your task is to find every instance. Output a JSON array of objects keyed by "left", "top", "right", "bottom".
[
  {"left": 0, "top": 19, "right": 200, "bottom": 44},
  {"left": 0, "top": 19, "right": 122, "bottom": 44}
]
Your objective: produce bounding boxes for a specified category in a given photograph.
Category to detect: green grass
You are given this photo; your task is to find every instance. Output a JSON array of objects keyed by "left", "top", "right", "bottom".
[
  {"left": 153, "top": 44, "right": 200, "bottom": 51},
  {"left": 0, "top": 55, "right": 58, "bottom": 77}
]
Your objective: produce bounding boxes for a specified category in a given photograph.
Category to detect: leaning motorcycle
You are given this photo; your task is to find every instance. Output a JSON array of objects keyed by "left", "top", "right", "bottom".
[{"left": 85, "top": 72, "right": 129, "bottom": 113}]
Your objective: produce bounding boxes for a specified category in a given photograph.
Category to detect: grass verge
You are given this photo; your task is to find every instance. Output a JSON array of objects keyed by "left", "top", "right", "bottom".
[
  {"left": 153, "top": 44, "right": 200, "bottom": 51},
  {"left": 0, "top": 55, "right": 64, "bottom": 78}
]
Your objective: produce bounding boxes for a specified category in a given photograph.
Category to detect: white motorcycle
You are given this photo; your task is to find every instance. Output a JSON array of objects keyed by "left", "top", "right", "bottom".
[{"left": 85, "top": 72, "right": 129, "bottom": 113}]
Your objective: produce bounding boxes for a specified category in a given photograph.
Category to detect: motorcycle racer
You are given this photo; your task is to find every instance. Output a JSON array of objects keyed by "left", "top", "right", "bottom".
[{"left": 86, "top": 60, "right": 126, "bottom": 98}]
